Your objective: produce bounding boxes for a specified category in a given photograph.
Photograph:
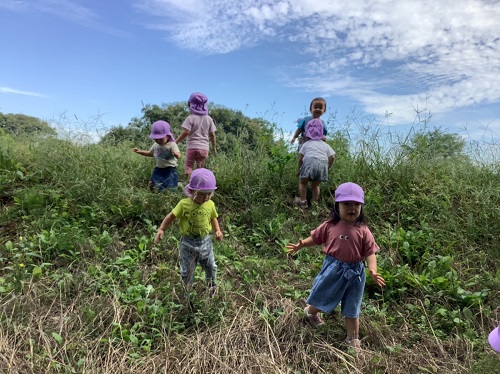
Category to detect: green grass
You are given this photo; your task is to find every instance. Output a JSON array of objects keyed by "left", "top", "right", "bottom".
[{"left": 0, "top": 121, "right": 499, "bottom": 373}]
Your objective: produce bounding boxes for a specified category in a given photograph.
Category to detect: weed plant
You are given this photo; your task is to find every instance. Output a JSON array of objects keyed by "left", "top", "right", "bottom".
[{"left": 0, "top": 114, "right": 499, "bottom": 373}]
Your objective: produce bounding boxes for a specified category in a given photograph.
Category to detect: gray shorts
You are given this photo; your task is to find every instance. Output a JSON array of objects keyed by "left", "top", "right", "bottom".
[
  {"left": 179, "top": 235, "right": 217, "bottom": 286},
  {"left": 299, "top": 157, "right": 329, "bottom": 181}
]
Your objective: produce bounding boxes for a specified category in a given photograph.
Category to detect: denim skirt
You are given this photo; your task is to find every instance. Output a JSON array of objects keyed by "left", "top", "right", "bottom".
[{"left": 306, "top": 255, "right": 366, "bottom": 318}]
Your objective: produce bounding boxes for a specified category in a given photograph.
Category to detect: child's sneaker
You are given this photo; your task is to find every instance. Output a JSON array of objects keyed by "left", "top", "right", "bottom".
[
  {"left": 295, "top": 197, "right": 308, "bottom": 209},
  {"left": 209, "top": 286, "right": 217, "bottom": 298},
  {"left": 304, "top": 306, "right": 324, "bottom": 326},
  {"left": 344, "top": 338, "right": 361, "bottom": 352}
]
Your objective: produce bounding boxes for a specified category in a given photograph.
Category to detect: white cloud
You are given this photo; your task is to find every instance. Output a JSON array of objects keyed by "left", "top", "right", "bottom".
[
  {"left": 0, "top": 86, "right": 47, "bottom": 98},
  {"left": 134, "top": 1, "right": 500, "bottom": 126}
]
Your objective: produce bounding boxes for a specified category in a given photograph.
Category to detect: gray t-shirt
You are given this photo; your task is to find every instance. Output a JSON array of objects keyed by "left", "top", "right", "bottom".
[{"left": 149, "top": 142, "right": 180, "bottom": 168}]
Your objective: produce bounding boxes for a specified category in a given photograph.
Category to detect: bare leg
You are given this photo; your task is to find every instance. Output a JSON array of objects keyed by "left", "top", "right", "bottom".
[
  {"left": 345, "top": 317, "right": 360, "bottom": 340},
  {"left": 311, "top": 181, "right": 321, "bottom": 203},
  {"left": 299, "top": 179, "right": 309, "bottom": 202},
  {"left": 307, "top": 305, "right": 322, "bottom": 315}
]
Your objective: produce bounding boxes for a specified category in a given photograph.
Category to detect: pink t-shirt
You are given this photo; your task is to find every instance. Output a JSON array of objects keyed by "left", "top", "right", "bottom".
[
  {"left": 181, "top": 114, "right": 216, "bottom": 150},
  {"left": 310, "top": 221, "right": 379, "bottom": 263}
]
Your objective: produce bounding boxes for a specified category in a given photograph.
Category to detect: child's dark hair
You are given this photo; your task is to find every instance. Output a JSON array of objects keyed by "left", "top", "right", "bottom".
[
  {"left": 328, "top": 202, "right": 366, "bottom": 226},
  {"left": 310, "top": 97, "right": 327, "bottom": 111}
]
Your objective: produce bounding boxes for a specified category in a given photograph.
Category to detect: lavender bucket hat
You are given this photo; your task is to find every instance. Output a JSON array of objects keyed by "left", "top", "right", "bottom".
[
  {"left": 149, "top": 120, "right": 175, "bottom": 142},
  {"left": 184, "top": 168, "right": 217, "bottom": 197},
  {"left": 188, "top": 92, "right": 208, "bottom": 115},
  {"left": 305, "top": 118, "right": 324, "bottom": 140},
  {"left": 334, "top": 182, "right": 365, "bottom": 204}
]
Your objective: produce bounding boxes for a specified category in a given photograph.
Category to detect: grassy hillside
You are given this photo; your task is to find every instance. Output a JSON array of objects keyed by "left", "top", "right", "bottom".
[{"left": 0, "top": 121, "right": 499, "bottom": 373}]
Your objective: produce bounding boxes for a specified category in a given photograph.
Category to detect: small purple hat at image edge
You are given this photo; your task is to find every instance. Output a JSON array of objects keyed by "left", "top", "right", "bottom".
[
  {"left": 189, "top": 92, "right": 209, "bottom": 115},
  {"left": 488, "top": 325, "right": 500, "bottom": 353},
  {"left": 335, "top": 182, "right": 365, "bottom": 204},
  {"left": 305, "top": 118, "right": 324, "bottom": 140},
  {"left": 149, "top": 120, "right": 175, "bottom": 142},
  {"left": 183, "top": 168, "right": 217, "bottom": 197}
]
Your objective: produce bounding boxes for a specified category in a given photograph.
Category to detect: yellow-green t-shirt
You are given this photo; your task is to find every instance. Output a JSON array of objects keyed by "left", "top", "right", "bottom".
[{"left": 172, "top": 198, "right": 218, "bottom": 238}]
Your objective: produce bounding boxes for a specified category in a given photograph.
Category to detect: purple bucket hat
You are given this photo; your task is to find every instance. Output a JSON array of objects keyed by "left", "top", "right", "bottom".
[
  {"left": 335, "top": 182, "right": 365, "bottom": 204},
  {"left": 188, "top": 92, "right": 208, "bottom": 115},
  {"left": 183, "top": 168, "right": 217, "bottom": 197},
  {"left": 305, "top": 118, "right": 324, "bottom": 140},
  {"left": 489, "top": 325, "right": 500, "bottom": 353},
  {"left": 149, "top": 120, "right": 175, "bottom": 142}
]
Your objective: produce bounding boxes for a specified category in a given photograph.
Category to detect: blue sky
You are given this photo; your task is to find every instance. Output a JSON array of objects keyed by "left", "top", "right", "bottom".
[{"left": 1, "top": 0, "right": 499, "bottom": 142}]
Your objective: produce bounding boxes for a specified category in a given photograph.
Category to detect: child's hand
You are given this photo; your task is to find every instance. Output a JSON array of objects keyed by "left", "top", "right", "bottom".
[
  {"left": 154, "top": 230, "right": 164, "bottom": 244},
  {"left": 285, "top": 242, "right": 302, "bottom": 256},
  {"left": 369, "top": 269, "right": 385, "bottom": 288},
  {"left": 132, "top": 148, "right": 139, "bottom": 153},
  {"left": 215, "top": 230, "right": 223, "bottom": 241},
  {"left": 291, "top": 138, "right": 296, "bottom": 144}
]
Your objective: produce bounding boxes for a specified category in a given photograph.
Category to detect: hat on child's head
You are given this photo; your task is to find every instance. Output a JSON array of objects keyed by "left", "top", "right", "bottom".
[
  {"left": 305, "top": 118, "right": 324, "bottom": 140},
  {"left": 149, "top": 120, "right": 175, "bottom": 142},
  {"left": 335, "top": 182, "right": 364, "bottom": 204},
  {"left": 188, "top": 92, "right": 208, "bottom": 115},
  {"left": 489, "top": 325, "right": 500, "bottom": 353},
  {"left": 184, "top": 168, "right": 217, "bottom": 197}
]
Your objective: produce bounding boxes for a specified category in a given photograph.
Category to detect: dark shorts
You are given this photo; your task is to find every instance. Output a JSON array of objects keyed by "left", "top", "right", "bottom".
[{"left": 150, "top": 166, "right": 178, "bottom": 191}]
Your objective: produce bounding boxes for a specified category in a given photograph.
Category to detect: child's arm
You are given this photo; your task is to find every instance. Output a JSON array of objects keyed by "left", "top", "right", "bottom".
[
  {"left": 154, "top": 212, "right": 176, "bottom": 244},
  {"left": 328, "top": 155, "right": 335, "bottom": 169},
  {"left": 211, "top": 217, "right": 223, "bottom": 241},
  {"left": 366, "top": 254, "right": 385, "bottom": 287},
  {"left": 285, "top": 236, "right": 315, "bottom": 255},
  {"left": 132, "top": 148, "right": 153, "bottom": 157},
  {"left": 172, "top": 149, "right": 181, "bottom": 159},
  {"left": 291, "top": 127, "right": 302, "bottom": 144},
  {"left": 175, "top": 129, "right": 190, "bottom": 144},
  {"left": 209, "top": 132, "right": 217, "bottom": 155}
]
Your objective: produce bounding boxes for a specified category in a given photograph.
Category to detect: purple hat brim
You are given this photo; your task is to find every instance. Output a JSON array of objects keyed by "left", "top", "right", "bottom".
[{"left": 488, "top": 326, "right": 500, "bottom": 352}]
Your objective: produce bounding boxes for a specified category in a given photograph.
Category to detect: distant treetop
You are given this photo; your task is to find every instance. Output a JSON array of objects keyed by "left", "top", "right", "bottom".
[{"left": 0, "top": 113, "right": 57, "bottom": 137}]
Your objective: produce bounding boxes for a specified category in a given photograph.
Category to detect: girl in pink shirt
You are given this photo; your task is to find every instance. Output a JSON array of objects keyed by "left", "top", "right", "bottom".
[
  {"left": 286, "top": 182, "right": 385, "bottom": 351},
  {"left": 176, "top": 92, "right": 217, "bottom": 178}
]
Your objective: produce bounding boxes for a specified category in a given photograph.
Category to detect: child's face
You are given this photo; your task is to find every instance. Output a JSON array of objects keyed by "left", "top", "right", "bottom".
[
  {"left": 192, "top": 190, "right": 213, "bottom": 204},
  {"left": 310, "top": 100, "right": 326, "bottom": 118},
  {"left": 338, "top": 201, "right": 362, "bottom": 223},
  {"left": 154, "top": 136, "right": 168, "bottom": 145}
]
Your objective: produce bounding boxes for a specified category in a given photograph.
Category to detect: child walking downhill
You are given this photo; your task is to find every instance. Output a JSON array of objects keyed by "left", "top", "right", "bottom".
[
  {"left": 291, "top": 97, "right": 328, "bottom": 151},
  {"left": 176, "top": 92, "right": 217, "bottom": 179},
  {"left": 285, "top": 182, "right": 385, "bottom": 350},
  {"left": 154, "top": 168, "right": 223, "bottom": 296},
  {"left": 132, "top": 120, "right": 180, "bottom": 191},
  {"left": 295, "top": 118, "right": 335, "bottom": 209}
]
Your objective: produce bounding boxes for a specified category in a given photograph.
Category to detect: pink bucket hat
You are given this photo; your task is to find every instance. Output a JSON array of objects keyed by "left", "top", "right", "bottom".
[
  {"left": 149, "top": 120, "right": 175, "bottom": 142},
  {"left": 335, "top": 182, "right": 365, "bottom": 204},
  {"left": 489, "top": 325, "right": 500, "bottom": 353},
  {"left": 184, "top": 168, "right": 217, "bottom": 197},
  {"left": 305, "top": 118, "right": 324, "bottom": 140},
  {"left": 188, "top": 92, "right": 208, "bottom": 115}
]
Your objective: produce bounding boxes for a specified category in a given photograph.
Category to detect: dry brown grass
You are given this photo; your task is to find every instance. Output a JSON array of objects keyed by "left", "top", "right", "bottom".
[{"left": 0, "top": 278, "right": 489, "bottom": 374}]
